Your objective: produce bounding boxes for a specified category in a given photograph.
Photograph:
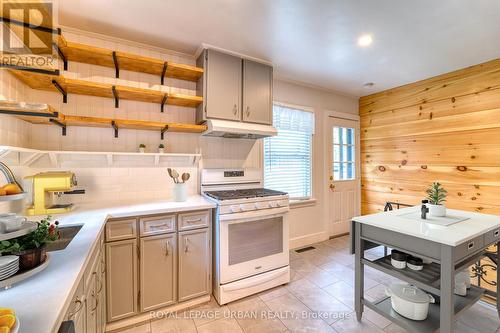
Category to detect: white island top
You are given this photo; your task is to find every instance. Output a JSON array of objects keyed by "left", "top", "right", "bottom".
[
  {"left": 0, "top": 196, "right": 215, "bottom": 333},
  {"left": 353, "top": 206, "right": 500, "bottom": 246}
]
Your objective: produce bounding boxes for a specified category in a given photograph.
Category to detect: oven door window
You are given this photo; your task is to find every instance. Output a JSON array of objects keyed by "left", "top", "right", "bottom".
[{"left": 228, "top": 217, "right": 283, "bottom": 265}]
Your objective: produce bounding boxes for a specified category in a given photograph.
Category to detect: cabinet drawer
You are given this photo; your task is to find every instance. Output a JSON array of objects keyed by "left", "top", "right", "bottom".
[
  {"left": 178, "top": 210, "right": 210, "bottom": 230},
  {"left": 139, "top": 215, "right": 176, "bottom": 236},
  {"left": 454, "top": 235, "right": 484, "bottom": 261},
  {"left": 66, "top": 278, "right": 85, "bottom": 321},
  {"left": 485, "top": 228, "right": 500, "bottom": 246},
  {"left": 106, "top": 218, "right": 137, "bottom": 241}
]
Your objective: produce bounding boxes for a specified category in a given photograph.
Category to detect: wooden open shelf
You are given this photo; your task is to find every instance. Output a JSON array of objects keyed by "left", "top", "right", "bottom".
[
  {"left": 57, "top": 35, "right": 203, "bottom": 82},
  {"left": 8, "top": 70, "right": 203, "bottom": 108},
  {"left": 1, "top": 101, "right": 207, "bottom": 136},
  {"left": 0, "top": 100, "right": 60, "bottom": 124},
  {"left": 61, "top": 115, "right": 206, "bottom": 134}
]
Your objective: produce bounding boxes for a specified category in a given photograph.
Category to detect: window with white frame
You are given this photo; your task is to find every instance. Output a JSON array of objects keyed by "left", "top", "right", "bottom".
[
  {"left": 264, "top": 104, "right": 314, "bottom": 200},
  {"left": 332, "top": 126, "right": 356, "bottom": 180}
]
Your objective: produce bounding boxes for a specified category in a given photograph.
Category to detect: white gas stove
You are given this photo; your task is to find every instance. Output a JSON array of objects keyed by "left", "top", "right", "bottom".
[{"left": 201, "top": 169, "right": 290, "bottom": 305}]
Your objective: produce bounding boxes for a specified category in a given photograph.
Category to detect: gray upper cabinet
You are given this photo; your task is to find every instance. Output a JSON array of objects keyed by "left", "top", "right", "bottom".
[
  {"left": 197, "top": 49, "right": 273, "bottom": 125},
  {"left": 242, "top": 60, "right": 273, "bottom": 125},
  {"left": 198, "top": 49, "right": 242, "bottom": 122}
]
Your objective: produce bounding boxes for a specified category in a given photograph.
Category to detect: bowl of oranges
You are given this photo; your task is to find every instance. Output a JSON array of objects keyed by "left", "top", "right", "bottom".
[{"left": 0, "top": 308, "right": 18, "bottom": 333}]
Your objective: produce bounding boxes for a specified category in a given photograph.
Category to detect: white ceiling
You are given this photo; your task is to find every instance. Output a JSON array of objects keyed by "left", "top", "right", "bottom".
[{"left": 59, "top": 0, "right": 500, "bottom": 97}]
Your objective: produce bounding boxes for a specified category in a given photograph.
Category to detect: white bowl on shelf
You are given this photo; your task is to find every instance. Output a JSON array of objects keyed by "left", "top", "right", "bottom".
[{"left": 0, "top": 216, "right": 27, "bottom": 233}]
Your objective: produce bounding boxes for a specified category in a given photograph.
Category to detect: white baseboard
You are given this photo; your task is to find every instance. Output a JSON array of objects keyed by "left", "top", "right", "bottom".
[{"left": 289, "top": 231, "right": 329, "bottom": 249}]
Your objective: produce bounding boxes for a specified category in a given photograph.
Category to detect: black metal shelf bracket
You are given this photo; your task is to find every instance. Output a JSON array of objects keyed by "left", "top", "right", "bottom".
[
  {"left": 161, "top": 125, "right": 169, "bottom": 140},
  {"left": 0, "top": 63, "right": 60, "bottom": 76},
  {"left": 112, "top": 86, "right": 119, "bottom": 108},
  {"left": 161, "top": 62, "right": 168, "bottom": 85},
  {"left": 112, "top": 51, "right": 119, "bottom": 78},
  {"left": 50, "top": 118, "right": 67, "bottom": 136},
  {"left": 111, "top": 121, "right": 119, "bottom": 138},
  {"left": 161, "top": 94, "right": 168, "bottom": 113},
  {"left": 52, "top": 80, "right": 67, "bottom": 103},
  {"left": 0, "top": 110, "right": 59, "bottom": 118},
  {"left": 54, "top": 42, "right": 68, "bottom": 71}
]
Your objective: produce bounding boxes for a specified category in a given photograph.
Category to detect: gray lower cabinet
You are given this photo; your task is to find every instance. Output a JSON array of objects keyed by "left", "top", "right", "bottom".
[
  {"left": 96, "top": 247, "right": 106, "bottom": 333},
  {"left": 64, "top": 237, "right": 105, "bottom": 333},
  {"left": 105, "top": 238, "right": 138, "bottom": 321},
  {"left": 178, "top": 228, "right": 211, "bottom": 302},
  {"left": 85, "top": 280, "right": 97, "bottom": 333},
  {"left": 242, "top": 59, "right": 272, "bottom": 125},
  {"left": 104, "top": 210, "right": 211, "bottom": 325},
  {"left": 140, "top": 233, "right": 177, "bottom": 311},
  {"left": 66, "top": 278, "right": 86, "bottom": 333}
]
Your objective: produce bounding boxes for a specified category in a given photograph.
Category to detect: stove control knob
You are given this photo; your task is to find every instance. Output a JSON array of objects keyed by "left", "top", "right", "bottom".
[
  {"left": 254, "top": 203, "right": 260, "bottom": 209},
  {"left": 230, "top": 205, "right": 241, "bottom": 213},
  {"left": 269, "top": 201, "right": 278, "bottom": 208}
]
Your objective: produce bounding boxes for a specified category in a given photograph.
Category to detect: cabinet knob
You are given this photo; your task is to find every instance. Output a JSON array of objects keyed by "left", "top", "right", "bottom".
[
  {"left": 165, "top": 240, "right": 170, "bottom": 256},
  {"left": 246, "top": 106, "right": 250, "bottom": 117},
  {"left": 233, "top": 104, "right": 238, "bottom": 115},
  {"left": 184, "top": 237, "right": 189, "bottom": 253},
  {"left": 330, "top": 184, "right": 335, "bottom": 189}
]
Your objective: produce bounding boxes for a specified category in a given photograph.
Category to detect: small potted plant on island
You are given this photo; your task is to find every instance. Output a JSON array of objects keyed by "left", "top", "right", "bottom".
[
  {"left": 158, "top": 144, "right": 165, "bottom": 154},
  {"left": 426, "top": 182, "right": 447, "bottom": 217},
  {"left": 138, "top": 144, "right": 146, "bottom": 153},
  {"left": 0, "top": 216, "right": 60, "bottom": 270}
]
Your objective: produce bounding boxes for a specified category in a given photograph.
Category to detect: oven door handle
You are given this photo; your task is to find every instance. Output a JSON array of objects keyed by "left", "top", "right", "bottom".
[{"left": 219, "top": 207, "right": 289, "bottom": 223}]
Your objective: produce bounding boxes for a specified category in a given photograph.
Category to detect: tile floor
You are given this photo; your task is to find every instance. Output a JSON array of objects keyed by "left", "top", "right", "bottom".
[{"left": 117, "top": 235, "right": 500, "bottom": 333}]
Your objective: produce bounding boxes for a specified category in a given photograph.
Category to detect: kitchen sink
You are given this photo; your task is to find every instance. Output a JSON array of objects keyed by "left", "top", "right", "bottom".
[{"left": 45, "top": 224, "right": 83, "bottom": 252}]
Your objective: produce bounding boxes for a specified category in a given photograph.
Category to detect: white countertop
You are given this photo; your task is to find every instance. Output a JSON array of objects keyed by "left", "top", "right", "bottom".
[
  {"left": 353, "top": 206, "right": 500, "bottom": 246},
  {"left": 0, "top": 196, "right": 215, "bottom": 333}
]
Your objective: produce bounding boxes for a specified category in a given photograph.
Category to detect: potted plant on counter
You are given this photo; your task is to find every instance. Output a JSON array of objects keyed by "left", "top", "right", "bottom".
[
  {"left": 139, "top": 144, "right": 146, "bottom": 153},
  {"left": 426, "top": 182, "right": 447, "bottom": 217},
  {"left": 158, "top": 143, "right": 165, "bottom": 154},
  {"left": 1, "top": 216, "right": 60, "bottom": 270}
]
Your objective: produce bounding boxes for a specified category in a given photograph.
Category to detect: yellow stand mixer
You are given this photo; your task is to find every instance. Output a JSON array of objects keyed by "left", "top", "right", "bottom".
[{"left": 25, "top": 172, "right": 85, "bottom": 216}]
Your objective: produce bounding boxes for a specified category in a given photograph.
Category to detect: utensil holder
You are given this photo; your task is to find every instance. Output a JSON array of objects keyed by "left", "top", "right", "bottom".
[{"left": 173, "top": 183, "right": 187, "bottom": 202}]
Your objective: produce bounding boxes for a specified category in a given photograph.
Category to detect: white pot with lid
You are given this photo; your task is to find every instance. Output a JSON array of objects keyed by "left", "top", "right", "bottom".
[{"left": 385, "top": 284, "right": 435, "bottom": 321}]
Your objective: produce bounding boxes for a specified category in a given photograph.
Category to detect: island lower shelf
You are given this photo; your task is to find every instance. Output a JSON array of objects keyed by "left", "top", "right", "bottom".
[{"left": 365, "top": 285, "right": 484, "bottom": 333}]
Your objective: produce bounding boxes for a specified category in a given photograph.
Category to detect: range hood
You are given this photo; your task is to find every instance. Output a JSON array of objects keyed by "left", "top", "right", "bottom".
[{"left": 202, "top": 119, "right": 277, "bottom": 139}]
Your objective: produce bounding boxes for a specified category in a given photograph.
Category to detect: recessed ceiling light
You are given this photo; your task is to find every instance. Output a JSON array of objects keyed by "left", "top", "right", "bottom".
[
  {"left": 363, "top": 82, "right": 375, "bottom": 88},
  {"left": 358, "top": 34, "right": 373, "bottom": 47}
]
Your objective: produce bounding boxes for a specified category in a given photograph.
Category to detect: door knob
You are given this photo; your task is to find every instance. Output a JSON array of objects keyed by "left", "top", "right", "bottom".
[{"left": 330, "top": 184, "right": 335, "bottom": 189}]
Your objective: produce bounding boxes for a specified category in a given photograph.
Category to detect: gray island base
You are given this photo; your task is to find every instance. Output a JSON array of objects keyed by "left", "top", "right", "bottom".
[{"left": 351, "top": 207, "right": 500, "bottom": 333}]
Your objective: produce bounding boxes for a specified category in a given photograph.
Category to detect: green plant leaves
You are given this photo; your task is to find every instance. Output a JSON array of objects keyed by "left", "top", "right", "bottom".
[{"left": 426, "top": 182, "right": 447, "bottom": 205}]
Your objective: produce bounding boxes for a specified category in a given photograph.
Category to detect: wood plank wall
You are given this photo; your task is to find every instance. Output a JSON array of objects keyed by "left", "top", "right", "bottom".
[{"left": 359, "top": 58, "right": 500, "bottom": 215}]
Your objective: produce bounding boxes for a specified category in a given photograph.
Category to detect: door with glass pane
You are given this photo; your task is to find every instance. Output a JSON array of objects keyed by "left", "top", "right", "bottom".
[{"left": 328, "top": 116, "right": 360, "bottom": 236}]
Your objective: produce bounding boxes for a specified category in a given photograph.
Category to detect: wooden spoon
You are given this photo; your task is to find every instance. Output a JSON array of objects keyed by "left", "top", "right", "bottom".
[
  {"left": 167, "top": 168, "right": 177, "bottom": 183},
  {"left": 181, "top": 173, "right": 190, "bottom": 183},
  {"left": 170, "top": 169, "right": 180, "bottom": 184}
]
